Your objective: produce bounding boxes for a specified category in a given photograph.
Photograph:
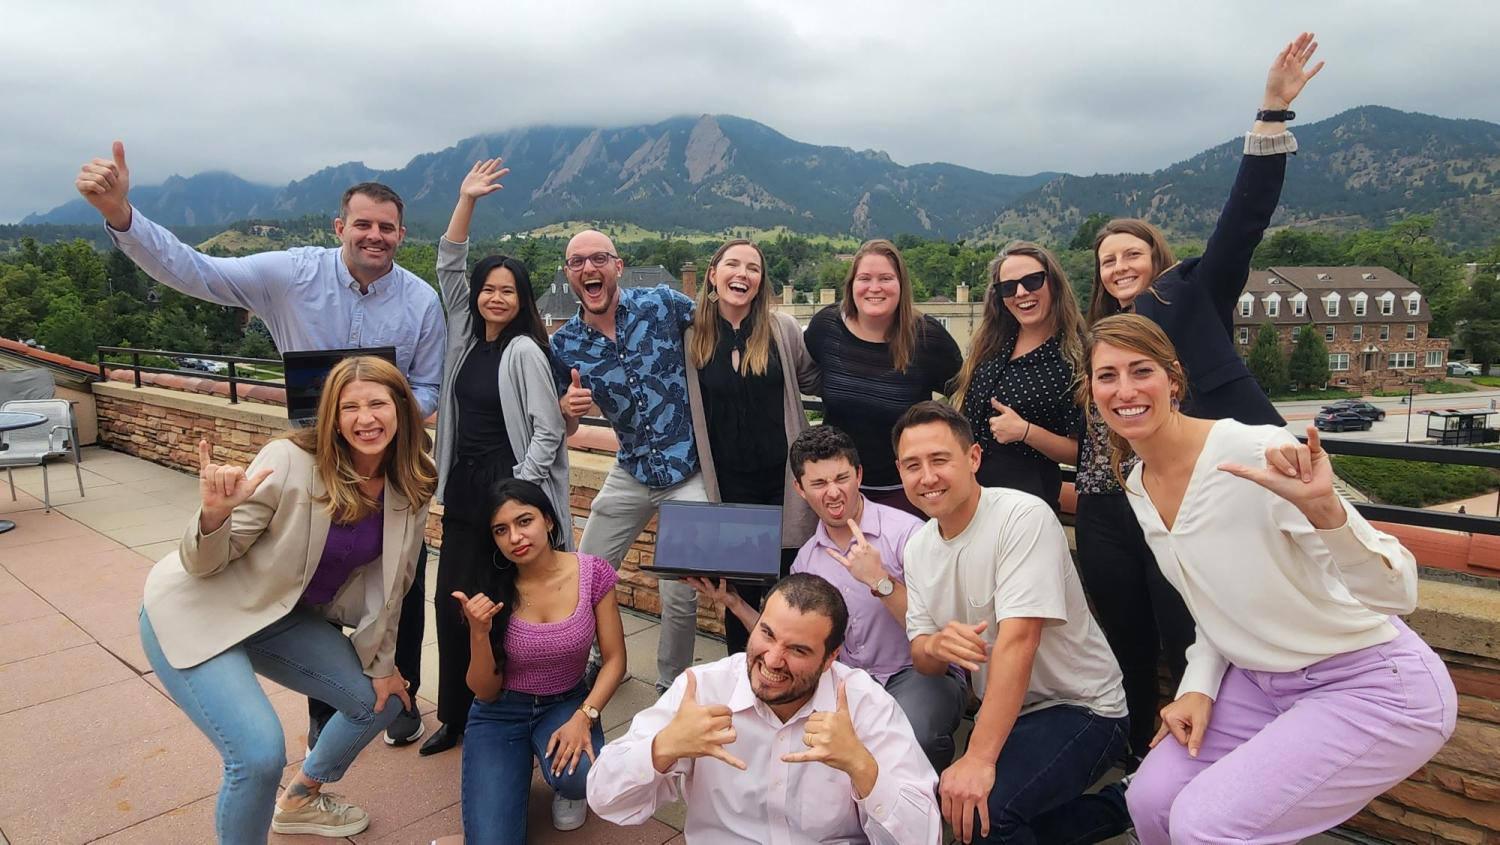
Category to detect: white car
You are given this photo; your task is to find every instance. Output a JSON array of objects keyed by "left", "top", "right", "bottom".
[{"left": 1447, "top": 362, "right": 1482, "bottom": 376}]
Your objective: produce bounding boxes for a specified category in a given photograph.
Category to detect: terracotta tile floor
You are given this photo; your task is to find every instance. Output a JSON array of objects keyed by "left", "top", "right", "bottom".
[{"left": 0, "top": 447, "right": 1351, "bottom": 844}]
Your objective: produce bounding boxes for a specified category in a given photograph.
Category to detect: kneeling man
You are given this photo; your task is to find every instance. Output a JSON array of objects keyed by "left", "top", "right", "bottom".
[
  {"left": 897, "top": 401, "right": 1130, "bottom": 844},
  {"left": 588, "top": 573, "right": 940, "bottom": 844}
]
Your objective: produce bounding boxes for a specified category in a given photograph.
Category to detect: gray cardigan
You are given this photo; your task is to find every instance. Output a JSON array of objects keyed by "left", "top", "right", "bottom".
[
  {"left": 436, "top": 237, "right": 572, "bottom": 549},
  {"left": 686, "top": 310, "right": 822, "bottom": 549}
]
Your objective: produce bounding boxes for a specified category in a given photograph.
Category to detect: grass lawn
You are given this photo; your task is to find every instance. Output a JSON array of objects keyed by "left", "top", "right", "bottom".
[
  {"left": 1473, "top": 376, "right": 1500, "bottom": 388},
  {"left": 1374, "top": 380, "right": 1477, "bottom": 396},
  {"left": 1270, "top": 387, "right": 1360, "bottom": 401},
  {"left": 1332, "top": 455, "right": 1500, "bottom": 507}
]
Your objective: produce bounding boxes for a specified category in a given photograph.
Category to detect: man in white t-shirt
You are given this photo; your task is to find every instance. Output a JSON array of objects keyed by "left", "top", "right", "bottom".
[{"left": 895, "top": 400, "right": 1131, "bottom": 844}]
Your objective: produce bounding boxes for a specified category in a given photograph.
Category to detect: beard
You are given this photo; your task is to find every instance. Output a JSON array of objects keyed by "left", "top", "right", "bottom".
[{"left": 747, "top": 654, "right": 821, "bottom": 707}]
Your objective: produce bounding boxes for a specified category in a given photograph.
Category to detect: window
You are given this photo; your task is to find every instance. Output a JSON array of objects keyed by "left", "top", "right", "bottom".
[
  {"left": 1380, "top": 297, "right": 1394, "bottom": 316},
  {"left": 1237, "top": 327, "right": 1249, "bottom": 345},
  {"left": 1292, "top": 295, "right": 1307, "bottom": 316},
  {"left": 1406, "top": 324, "right": 1417, "bottom": 340},
  {"left": 1291, "top": 326, "right": 1301, "bottom": 339},
  {"left": 1406, "top": 293, "right": 1422, "bottom": 315},
  {"left": 1352, "top": 293, "right": 1368, "bottom": 316},
  {"left": 1264, "top": 294, "right": 1280, "bottom": 317},
  {"left": 1329, "top": 353, "right": 1350, "bottom": 371},
  {"left": 1324, "top": 325, "right": 1336, "bottom": 341},
  {"left": 1238, "top": 294, "right": 1254, "bottom": 317},
  {"left": 1426, "top": 350, "right": 1444, "bottom": 368},
  {"left": 1380, "top": 325, "right": 1390, "bottom": 341},
  {"left": 1388, "top": 352, "right": 1416, "bottom": 369},
  {"left": 1352, "top": 325, "right": 1363, "bottom": 341},
  {"left": 1323, "top": 294, "right": 1341, "bottom": 318}
]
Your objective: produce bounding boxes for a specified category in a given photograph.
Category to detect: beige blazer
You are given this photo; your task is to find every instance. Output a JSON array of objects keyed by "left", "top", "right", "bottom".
[
  {"left": 686, "top": 310, "right": 822, "bottom": 549},
  {"left": 142, "top": 438, "right": 428, "bottom": 676}
]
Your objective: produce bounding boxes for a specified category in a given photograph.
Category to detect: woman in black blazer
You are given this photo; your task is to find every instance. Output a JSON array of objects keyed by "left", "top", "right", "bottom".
[{"left": 1088, "top": 32, "right": 1324, "bottom": 427}]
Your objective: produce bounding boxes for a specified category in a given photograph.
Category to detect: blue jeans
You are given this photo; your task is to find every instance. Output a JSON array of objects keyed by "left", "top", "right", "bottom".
[
  {"left": 461, "top": 684, "right": 604, "bottom": 844},
  {"left": 139, "top": 606, "right": 401, "bottom": 845},
  {"left": 975, "top": 704, "right": 1131, "bottom": 844}
]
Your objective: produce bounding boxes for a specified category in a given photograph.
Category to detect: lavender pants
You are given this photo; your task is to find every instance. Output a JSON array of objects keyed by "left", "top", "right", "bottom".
[{"left": 1127, "top": 619, "right": 1455, "bottom": 845}]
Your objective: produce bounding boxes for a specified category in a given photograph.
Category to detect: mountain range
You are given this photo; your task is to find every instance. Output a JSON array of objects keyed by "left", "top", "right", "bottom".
[{"left": 25, "top": 107, "right": 1500, "bottom": 246}]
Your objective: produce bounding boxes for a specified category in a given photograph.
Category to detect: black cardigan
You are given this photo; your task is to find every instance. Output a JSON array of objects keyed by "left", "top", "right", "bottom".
[{"left": 1135, "top": 152, "right": 1287, "bottom": 426}]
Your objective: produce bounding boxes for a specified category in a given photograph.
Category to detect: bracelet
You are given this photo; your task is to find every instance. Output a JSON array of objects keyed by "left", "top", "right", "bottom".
[{"left": 1022, "top": 421, "right": 1031, "bottom": 443}]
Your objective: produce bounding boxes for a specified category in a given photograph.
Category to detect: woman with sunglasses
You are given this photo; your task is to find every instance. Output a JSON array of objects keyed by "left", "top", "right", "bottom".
[
  {"left": 425, "top": 158, "right": 573, "bottom": 756},
  {"left": 952, "top": 241, "right": 1087, "bottom": 511},
  {"left": 804, "top": 238, "right": 962, "bottom": 517},
  {"left": 1089, "top": 32, "right": 1322, "bottom": 426}
]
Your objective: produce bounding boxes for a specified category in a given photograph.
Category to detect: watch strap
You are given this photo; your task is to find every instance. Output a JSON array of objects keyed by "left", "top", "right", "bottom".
[{"left": 1256, "top": 109, "right": 1296, "bottom": 122}]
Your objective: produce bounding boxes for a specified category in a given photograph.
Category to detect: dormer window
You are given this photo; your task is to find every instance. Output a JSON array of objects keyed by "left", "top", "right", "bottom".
[
  {"left": 1238, "top": 293, "right": 1255, "bottom": 318},
  {"left": 1317, "top": 272, "right": 1332, "bottom": 281},
  {"left": 1405, "top": 291, "right": 1421, "bottom": 315},
  {"left": 1263, "top": 292, "right": 1281, "bottom": 317},
  {"left": 1352, "top": 292, "right": 1368, "bottom": 317},
  {"left": 1323, "top": 292, "right": 1340, "bottom": 318},
  {"left": 1291, "top": 292, "right": 1307, "bottom": 317},
  {"left": 1362, "top": 272, "right": 1377, "bottom": 281},
  {"left": 1378, "top": 292, "right": 1395, "bottom": 316}
]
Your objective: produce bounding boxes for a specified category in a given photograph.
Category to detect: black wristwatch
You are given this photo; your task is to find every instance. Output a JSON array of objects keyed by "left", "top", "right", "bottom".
[{"left": 1256, "top": 109, "right": 1296, "bottom": 123}]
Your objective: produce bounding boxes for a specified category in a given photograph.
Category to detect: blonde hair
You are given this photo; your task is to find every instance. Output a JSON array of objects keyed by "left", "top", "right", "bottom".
[
  {"left": 840, "top": 239, "right": 920, "bottom": 372},
  {"left": 953, "top": 241, "right": 1087, "bottom": 410},
  {"left": 688, "top": 239, "right": 775, "bottom": 376},
  {"left": 1080, "top": 314, "right": 1188, "bottom": 489},
  {"left": 287, "top": 355, "right": 437, "bottom": 523},
  {"left": 1088, "top": 218, "right": 1178, "bottom": 322}
]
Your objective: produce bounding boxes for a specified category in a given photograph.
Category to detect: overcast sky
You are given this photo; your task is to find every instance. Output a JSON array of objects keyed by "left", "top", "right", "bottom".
[{"left": 4, "top": 0, "right": 1497, "bottom": 223}]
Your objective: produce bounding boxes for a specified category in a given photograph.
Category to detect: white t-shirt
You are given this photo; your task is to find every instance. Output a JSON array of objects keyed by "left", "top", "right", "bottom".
[{"left": 905, "top": 487, "right": 1127, "bottom": 718}]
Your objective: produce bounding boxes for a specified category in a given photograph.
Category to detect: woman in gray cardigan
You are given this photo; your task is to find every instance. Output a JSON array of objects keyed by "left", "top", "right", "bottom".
[
  {"left": 424, "top": 158, "right": 573, "bottom": 755},
  {"left": 684, "top": 238, "right": 821, "bottom": 654}
]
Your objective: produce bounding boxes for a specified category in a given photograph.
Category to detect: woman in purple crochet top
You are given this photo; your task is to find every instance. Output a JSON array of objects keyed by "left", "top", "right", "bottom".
[{"left": 451, "top": 478, "right": 628, "bottom": 843}]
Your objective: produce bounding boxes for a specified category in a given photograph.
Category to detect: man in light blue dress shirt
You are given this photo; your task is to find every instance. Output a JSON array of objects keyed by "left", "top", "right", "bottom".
[{"left": 76, "top": 140, "right": 444, "bottom": 749}]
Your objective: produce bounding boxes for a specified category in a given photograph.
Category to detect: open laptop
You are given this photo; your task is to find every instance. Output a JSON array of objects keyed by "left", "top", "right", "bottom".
[
  {"left": 646, "top": 501, "right": 783, "bottom": 584},
  {"left": 282, "top": 346, "right": 398, "bottom": 428}
]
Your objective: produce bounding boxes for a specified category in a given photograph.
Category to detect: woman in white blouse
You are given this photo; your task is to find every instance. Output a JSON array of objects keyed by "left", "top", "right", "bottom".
[{"left": 1084, "top": 314, "right": 1455, "bottom": 845}]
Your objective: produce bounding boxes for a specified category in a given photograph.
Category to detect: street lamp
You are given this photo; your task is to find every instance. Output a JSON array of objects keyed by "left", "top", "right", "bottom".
[{"left": 1404, "top": 386, "right": 1414, "bottom": 443}]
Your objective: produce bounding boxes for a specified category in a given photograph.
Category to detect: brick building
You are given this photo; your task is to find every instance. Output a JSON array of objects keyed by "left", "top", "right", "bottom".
[{"left": 1232, "top": 266, "right": 1450, "bottom": 391}]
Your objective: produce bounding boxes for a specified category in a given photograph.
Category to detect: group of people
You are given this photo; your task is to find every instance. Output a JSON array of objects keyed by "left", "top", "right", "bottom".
[{"left": 75, "top": 31, "right": 1459, "bottom": 845}]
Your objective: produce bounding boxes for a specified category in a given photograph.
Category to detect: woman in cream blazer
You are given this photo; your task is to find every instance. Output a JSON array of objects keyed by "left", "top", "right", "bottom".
[{"left": 138, "top": 356, "right": 436, "bottom": 845}]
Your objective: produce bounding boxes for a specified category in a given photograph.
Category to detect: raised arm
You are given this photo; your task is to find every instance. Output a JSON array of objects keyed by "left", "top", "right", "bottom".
[
  {"left": 77, "top": 141, "right": 294, "bottom": 314},
  {"left": 1198, "top": 33, "right": 1323, "bottom": 317},
  {"left": 180, "top": 439, "right": 285, "bottom": 578}
]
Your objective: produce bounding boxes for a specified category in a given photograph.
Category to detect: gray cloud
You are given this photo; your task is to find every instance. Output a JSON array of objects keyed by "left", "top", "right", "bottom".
[{"left": 4, "top": 0, "right": 1497, "bottom": 222}]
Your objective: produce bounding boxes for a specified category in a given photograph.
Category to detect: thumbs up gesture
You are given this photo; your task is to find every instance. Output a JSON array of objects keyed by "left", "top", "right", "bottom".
[
  {"left": 988, "top": 397, "right": 1029, "bottom": 444},
  {"left": 197, "top": 439, "right": 273, "bottom": 534},
  {"left": 560, "top": 367, "right": 593, "bottom": 420},
  {"left": 75, "top": 140, "right": 134, "bottom": 230},
  {"left": 651, "top": 670, "right": 747, "bottom": 773},
  {"left": 782, "top": 681, "right": 877, "bottom": 783}
]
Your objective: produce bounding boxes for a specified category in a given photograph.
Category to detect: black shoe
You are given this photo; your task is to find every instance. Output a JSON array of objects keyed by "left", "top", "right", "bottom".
[
  {"left": 306, "top": 710, "right": 333, "bottom": 754},
  {"left": 384, "top": 704, "right": 425, "bottom": 746},
  {"left": 418, "top": 723, "right": 463, "bottom": 756}
]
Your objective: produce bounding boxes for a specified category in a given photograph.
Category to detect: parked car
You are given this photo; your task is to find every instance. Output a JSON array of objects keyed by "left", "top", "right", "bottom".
[
  {"left": 1314, "top": 409, "right": 1373, "bottom": 432},
  {"left": 199, "top": 360, "right": 228, "bottom": 375},
  {"left": 1323, "top": 400, "right": 1386, "bottom": 422},
  {"left": 1448, "top": 361, "right": 1482, "bottom": 376}
]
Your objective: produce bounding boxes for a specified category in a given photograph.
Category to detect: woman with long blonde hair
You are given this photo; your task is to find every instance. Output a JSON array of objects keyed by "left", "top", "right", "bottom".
[
  {"left": 684, "top": 238, "right": 821, "bottom": 654},
  {"left": 1085, "top": 315, "right": 1453, "bottom": 843},
  {"left": 952, "top": 241, "right": 1086, "bottom": 510},
  {"left": 804, "top": 238, "right": 961, "bottom": 516},
  {"left": 138, "top": 356, "right": 436, "bottom": 843}
]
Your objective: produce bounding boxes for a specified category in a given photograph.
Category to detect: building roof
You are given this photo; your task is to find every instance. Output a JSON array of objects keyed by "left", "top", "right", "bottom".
[
  {"left": 536, "top": 265, "right": 679, "bottom": 323},
  {"left": 1233, "top": 266, "right": 1430, "bottom": 326}
]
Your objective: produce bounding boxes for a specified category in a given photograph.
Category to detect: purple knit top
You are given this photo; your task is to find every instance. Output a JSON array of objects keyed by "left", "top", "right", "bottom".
[
  {"left": 303, "top": 500, "right": 384, "bottom": 606},
  {"left": 504, "top": 553, "right": 618, "bottom": 695}
]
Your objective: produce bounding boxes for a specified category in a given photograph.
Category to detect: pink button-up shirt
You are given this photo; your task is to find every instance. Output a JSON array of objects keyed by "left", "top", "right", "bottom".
[
  {"left": 791, "top": 498, "right": 924, "bottom": 684},
  {"left": 587, "top": 654, "right": 941, "bottom": 844}
]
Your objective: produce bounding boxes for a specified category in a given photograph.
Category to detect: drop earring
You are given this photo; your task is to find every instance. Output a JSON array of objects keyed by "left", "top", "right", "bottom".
[{"left": 707, "top": 286, "right": 719, "bottom": 304}]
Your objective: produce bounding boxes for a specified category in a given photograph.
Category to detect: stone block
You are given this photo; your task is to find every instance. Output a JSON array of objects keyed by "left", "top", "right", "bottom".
[{"left": 1432, "top": 717, "right": 1500, "bottom": 778}]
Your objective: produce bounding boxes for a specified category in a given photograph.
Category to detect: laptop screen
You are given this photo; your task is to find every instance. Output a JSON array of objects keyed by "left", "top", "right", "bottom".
[
  {"left": 282, "top": 347, "right": 398, "bottom": 427},
  {"left": 654, "top": 501, "right": 783, "bottom": 578}
]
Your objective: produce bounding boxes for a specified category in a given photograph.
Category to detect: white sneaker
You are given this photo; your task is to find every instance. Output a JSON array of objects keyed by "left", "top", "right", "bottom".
[{"left": 552, "top": 794, "right": 587, "bottom": 831}]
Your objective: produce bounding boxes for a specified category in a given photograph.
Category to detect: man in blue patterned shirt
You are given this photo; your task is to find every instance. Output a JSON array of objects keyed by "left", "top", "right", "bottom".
[{"left": 552, "top": 229, "right": 707, "bottom": 692}]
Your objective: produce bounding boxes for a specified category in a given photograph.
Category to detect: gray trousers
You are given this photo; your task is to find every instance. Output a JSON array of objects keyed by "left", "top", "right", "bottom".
[
  {"left": 580, "top": 464, "right": 709, "bottom": 691},
  {"left": 885, "top": 665, "right": 968, "bottom": 773}
]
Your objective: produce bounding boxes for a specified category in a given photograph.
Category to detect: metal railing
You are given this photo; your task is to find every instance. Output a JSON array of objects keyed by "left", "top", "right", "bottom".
[{"left": 96, "top": 346, "right": 283, "bottom": 405}]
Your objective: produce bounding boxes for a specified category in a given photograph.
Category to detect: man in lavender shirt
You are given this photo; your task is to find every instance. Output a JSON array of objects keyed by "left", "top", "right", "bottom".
[{"left": 692, "top": 425, "right": 966, "bottom": 770}]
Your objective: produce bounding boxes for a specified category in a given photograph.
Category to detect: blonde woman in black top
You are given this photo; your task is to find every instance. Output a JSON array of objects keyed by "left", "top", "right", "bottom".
[{"left": 953, "top": 241, "right": 1086, "bottom": 511}]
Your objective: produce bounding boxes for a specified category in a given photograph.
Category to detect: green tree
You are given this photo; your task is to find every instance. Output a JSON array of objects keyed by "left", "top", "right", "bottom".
[
  {"left": 36, "top": 293, "right": 99, "bottom": 362},
  {"left": 1067, "top": 212, "right": 1113, "bottom": 251},
  {"left": 1251, "top": 228, "right": 1347, "bottom": 269},
  {"left": 1247, "top": 322, "right": 1287, "bottom": 395},
  {"left": 1456, "top": 268, "right": 1500, "bottom": 375},
  {"left": 1344, "top": 216, "right": 1462, "bottom": 336},
  {"left": 1288, "top": 323, "right": 1331, "bottom": 390}
]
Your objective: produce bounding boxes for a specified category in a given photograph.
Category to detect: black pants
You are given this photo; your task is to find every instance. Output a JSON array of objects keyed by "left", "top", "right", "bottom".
[
  {"left": 433, "top": 457, "right": 513, "bottom": 729},
  {"left": 976, "top": 448, "right": 1063, "bottom": 512},
  {"left": 1073, "top": 493, "right": 1195, "bottom": 759},
  {"left": 308, "top": 543, "right": 427, "bottom": 726},
  {"left": 723, "top": 547, "right": 799, "bottom": 655}
]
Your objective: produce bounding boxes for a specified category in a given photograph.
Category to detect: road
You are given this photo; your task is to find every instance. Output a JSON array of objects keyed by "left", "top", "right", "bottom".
[{"left": 1275, "top": 386, "right": 1500, "bottom": 444}]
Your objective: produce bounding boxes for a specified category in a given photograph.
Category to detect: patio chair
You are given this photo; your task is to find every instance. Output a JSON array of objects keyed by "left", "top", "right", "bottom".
[{"left": 0, "top": 399, "right": 84, "bottom": 511}]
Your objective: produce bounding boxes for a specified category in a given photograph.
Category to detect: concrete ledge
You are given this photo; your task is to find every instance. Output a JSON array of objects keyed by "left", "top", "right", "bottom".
[
  {"left": 1410, "top": 580, "right": 1500, "bottom": 661},
  {"left": 93, "top": 382, "right": 289, "bottom": 428}
]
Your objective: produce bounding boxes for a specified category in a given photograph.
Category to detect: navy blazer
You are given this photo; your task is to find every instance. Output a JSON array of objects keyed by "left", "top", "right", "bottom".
[{"left": 1135, "top": 152, "right": 1287, "bottom": 426}]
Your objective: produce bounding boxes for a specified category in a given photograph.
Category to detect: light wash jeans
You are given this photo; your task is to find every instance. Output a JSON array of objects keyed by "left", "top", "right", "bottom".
[{"left": 139, "top": 605, "right": 401, "bottom": 845}]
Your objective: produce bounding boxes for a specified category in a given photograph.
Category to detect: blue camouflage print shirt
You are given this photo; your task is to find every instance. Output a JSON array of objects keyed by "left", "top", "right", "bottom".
[{"left": 550, "top": 285, "right": 699, "bottom": 488}]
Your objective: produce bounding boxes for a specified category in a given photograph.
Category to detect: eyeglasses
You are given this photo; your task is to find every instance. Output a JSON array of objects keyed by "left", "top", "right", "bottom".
[
  {"left": 993, "top": 271, "right": 1047, "bottom": 299},
  {"left": 564, "top": 251, "right": 619, "bottom": 271}
]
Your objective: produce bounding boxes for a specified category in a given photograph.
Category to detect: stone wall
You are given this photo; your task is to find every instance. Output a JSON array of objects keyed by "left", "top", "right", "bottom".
[{"left": 93, "top": 382, "right": 285, "bottom": 471}]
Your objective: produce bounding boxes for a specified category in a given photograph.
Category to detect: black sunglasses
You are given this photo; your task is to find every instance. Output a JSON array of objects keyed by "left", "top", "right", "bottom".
[{"left": 992, "top": 270, "right": 1047, "bottom": 300}]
